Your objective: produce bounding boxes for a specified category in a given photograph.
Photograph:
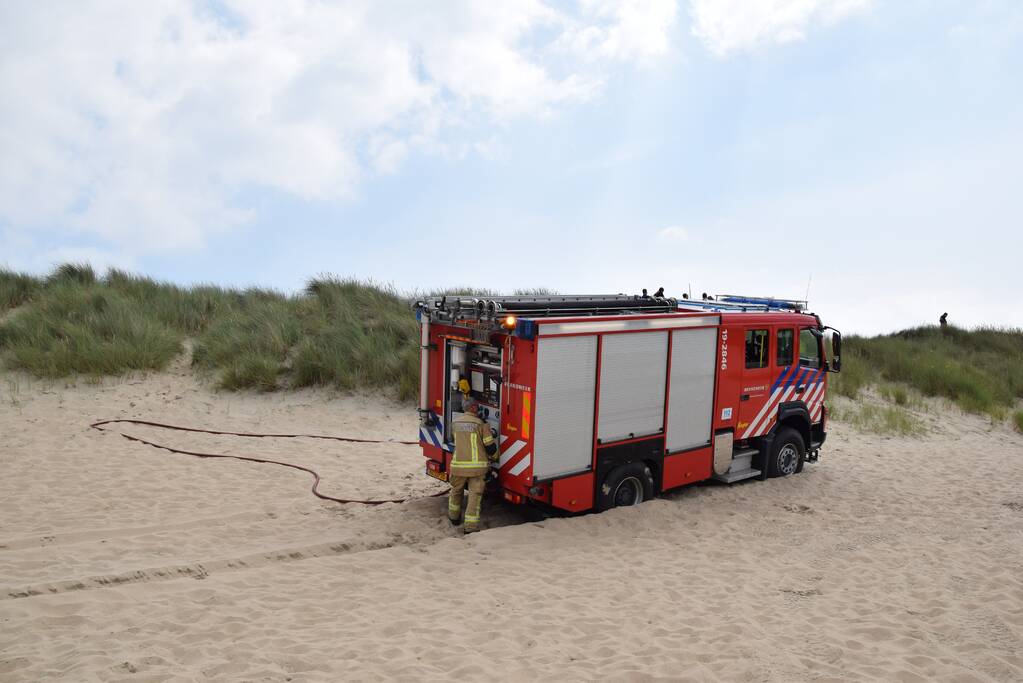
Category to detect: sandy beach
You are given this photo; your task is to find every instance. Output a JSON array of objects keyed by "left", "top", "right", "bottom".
[
  {"left": 2, "top": 367, "right": 1022, "bottom": 681},
  {"left": 4, "top": 1, "right": 1021, "bottom": 680}
]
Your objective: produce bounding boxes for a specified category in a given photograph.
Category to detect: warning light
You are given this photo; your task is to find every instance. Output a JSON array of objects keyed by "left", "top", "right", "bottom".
[{"left": 502, "top": 315, "right": 517, "bottom": 329}]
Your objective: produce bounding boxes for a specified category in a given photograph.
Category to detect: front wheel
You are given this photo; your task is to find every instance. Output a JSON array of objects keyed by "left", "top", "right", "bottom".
[
  {"left": 767, "top": 427, "right": 805, "bottom": 478},
  {"left": 597, "top": 462, "right": 655, "bottom": 511}
]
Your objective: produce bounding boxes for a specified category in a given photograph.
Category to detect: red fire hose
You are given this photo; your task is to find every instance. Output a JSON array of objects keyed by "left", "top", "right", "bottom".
[{"left": 89, "top": 419, "right": 446, "bottom": 505}]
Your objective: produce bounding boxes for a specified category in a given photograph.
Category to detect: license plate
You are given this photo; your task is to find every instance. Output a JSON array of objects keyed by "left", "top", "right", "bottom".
[{"left": 426, "top": 468, "right": 448, "bottom": 482}]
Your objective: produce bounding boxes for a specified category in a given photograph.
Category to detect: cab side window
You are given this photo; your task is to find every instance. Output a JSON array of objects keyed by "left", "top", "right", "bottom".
[
  {"left": 745, "top": 329, "right": 769, "bottom": 369},
  {"left": 799, "top": 328, "right": 820, "bottom": 369},
  {"left": 777, "top": 329, "right": 794, "bottom": 366}
]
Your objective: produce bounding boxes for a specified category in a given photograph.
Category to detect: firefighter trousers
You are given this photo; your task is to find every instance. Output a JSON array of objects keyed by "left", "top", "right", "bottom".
[{"left": 448, "top": 474, "right": 486, "bottom": 532}]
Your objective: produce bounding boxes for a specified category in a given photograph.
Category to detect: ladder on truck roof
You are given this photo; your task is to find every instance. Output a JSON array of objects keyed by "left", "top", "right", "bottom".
[{"left": 416, "top": 293, "right": 678, "bottom": 324}]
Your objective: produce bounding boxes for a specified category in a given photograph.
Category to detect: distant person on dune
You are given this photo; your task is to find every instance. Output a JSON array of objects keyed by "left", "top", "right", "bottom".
[{"left": 940, "top": 312, "right": 948, "bottom": 328}]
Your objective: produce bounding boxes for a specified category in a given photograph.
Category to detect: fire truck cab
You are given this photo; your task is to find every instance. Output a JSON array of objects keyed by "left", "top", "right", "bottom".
[{"left": 414, "top": 294, "right": 841, "bottom": 515}]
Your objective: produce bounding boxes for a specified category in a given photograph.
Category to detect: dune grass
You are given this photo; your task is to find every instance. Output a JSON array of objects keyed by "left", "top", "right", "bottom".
[
  {"left": 1, "top": 269, "right": 44, "bottom": 310},
  {"left": 0, "top": 279, "right": 183, "bottom": 376},
  {"left": 878, "top": 383, "right": 909, "bottom": 406},
  {"left": 828, "top": 401, "right": 922, "bottom": 436},
  {"left": 829, "top": 354, "right": 868, "bottom": 399},
  {"left": 1014, "top": 410, "right": 1023, "bottom": 434},
  {"left": 831, "top": 326, "right": 1023, "bottom": 419},
  {"left": 0, "top": 266, "right": 426, "bottom": 398},
  {"left": 291, "top": 278, "right": 420, "bottom": 399},
  {"left": 189, "top": 288, "right": 302, "bottom": 391},
  {"left": 3, "top": 264, "right": 1022, "bottom": 417}
]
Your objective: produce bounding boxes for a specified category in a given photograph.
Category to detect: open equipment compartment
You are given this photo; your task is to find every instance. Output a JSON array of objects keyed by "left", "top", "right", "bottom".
[{"left": 443, "top": 338, "right": 503, "bottom": 447}]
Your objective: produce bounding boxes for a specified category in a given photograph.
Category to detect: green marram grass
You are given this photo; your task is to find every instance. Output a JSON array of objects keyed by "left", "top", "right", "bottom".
[
  {"left": 0, "top": 266, "right": 433, "bottom": 399},
  {"left": 0, "top": 279, "right": 183, "bottom": 376},
  {"left": 830, "top": 325, "right": 1023, "bottom": 418},
  {"left": 1, "top": 269, "right": 44, "bottom": 310},
  {"left": 3, "top": 264, "right": 1023, "bottom": 416},
  {"left": 290, "top": 278, "right": 421, "bottom": 399},
  {"left": 828, "top": 401, "right": 922, "bottom": 436}
]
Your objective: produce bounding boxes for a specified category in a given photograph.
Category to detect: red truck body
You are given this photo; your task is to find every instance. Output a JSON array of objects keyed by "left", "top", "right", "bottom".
[{"left": 416, "top": 295, "right": 839, "bottom": 514}]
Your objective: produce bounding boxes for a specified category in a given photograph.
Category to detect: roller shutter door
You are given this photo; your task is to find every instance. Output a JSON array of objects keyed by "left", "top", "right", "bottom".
[
  {"left": 665, "top": 327, "right": 717, "bottom": 452},
  {"left": 532, "top": 335, "right": 597, "bottom": 480},
  {"left": 597, "top": 331, "right": 668, "bottom": 443}
]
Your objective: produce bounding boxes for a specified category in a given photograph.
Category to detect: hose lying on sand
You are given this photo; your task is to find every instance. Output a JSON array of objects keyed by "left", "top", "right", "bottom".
[{"left": 89, "top": 418, "right": 445, "bottom": 505}]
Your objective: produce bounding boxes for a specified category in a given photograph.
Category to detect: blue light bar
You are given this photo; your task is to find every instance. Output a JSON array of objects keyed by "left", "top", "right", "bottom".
[{"left": 515, "top": 318, "right": 538, "bottom": 340}]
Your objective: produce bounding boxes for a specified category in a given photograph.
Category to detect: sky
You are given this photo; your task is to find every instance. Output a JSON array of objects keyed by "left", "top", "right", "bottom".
[{"left": 1, "top": 0, "right": 1021, "bottom": 335}]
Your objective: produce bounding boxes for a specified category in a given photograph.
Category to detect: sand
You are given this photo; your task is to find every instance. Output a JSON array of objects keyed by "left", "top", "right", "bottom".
[{"left": 2, "top": 367, "right": 1022, "bottom": 681}]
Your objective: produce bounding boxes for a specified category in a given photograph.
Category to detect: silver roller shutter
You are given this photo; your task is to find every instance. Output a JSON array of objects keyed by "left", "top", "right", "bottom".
[
  {"left": 532, "top": 335, "right": 597, "bottom": 480},
  {"left": 597, "top": 331, "right": 668, "bottom": 443},
  {"left": 665, "top": 327, "right": 717, "bottom": 453}
]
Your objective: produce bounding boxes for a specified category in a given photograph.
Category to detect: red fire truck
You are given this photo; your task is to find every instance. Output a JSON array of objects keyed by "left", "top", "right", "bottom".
[{"left": 414, "top": 294, "right": 841, "bottom": 514}]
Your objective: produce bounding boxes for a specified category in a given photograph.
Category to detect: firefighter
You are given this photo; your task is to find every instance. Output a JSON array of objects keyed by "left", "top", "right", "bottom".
[{"left": 448, "top": 397, "right": 497, "bottom": 533}]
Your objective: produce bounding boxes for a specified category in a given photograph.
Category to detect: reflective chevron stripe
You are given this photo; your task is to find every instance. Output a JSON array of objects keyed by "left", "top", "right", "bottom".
[
  {"left": 744, "top": 369, "right": 827, "bottom": 439},
  {"left": 499, "top": 439, "right": 527, "bottom": 468},
  {"left": 418, "top": 413, "right": 450, "bottom": 451},
  {"left": 508, "top": 453, "right": 531, "bottom": 476}
]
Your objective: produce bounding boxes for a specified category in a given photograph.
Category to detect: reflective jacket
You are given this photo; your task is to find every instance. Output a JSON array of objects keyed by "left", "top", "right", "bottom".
[{"left": 450, "top": 413, "right": 497, "bottom": 476}]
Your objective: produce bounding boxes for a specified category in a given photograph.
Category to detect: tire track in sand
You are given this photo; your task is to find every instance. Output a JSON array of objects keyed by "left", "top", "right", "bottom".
[
  {"left": 0, "top": 510, "right": 273, "bottom": 552},
  {"left": 2, "top": 536, "right": 402, "bottom": 600}
]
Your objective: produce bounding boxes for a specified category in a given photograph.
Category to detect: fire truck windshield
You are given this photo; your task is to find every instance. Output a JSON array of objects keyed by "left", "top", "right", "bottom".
[{"left": 799, "top": 328, "right": 821, "bottom": 369}]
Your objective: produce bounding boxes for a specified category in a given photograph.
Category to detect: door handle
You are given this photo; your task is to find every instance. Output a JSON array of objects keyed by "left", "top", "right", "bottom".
[
  {"left": 796, "top": 384, "right": 807, "bottom": 392},
  {"left": 741, "top": 394, "right": 750, "bottom": 401}
]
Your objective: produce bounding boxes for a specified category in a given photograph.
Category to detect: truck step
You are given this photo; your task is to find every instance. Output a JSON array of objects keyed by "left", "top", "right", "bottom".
[
  {"left": 730, "top": 453, "right": 753, "bottom": 472},
  {"left": 714, "top": 467, "right": 761, "bottom": 483},
  {"left": 727, "top": 448, "right": 759, "bottom": 474}
]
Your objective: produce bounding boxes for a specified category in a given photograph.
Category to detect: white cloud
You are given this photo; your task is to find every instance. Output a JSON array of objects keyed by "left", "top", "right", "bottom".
[
  {"left": 0, "top": 1, "right": 676, "bottom": 259},
  {"left": 657, "top": 225, "right": 689, "bottom": 241},
  {"left": 367, "top": 135, "right": 409, "bottom": 176},
  {"left": 689, "top": 0, "right": 872, "bottom": 56},
  {"left": 559, "top": 0, "right": 680, "bottom": 62}
]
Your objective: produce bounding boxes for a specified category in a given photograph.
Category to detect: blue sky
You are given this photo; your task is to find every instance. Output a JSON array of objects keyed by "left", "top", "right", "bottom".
[{"left": 2, "top": 1, "right": 1021, "bottom": 334}]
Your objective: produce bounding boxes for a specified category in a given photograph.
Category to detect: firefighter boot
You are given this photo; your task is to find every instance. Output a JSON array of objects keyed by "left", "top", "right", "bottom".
[
  {"left": 448, "top": 475, "right": 467, "bottom": 525},
  {"left": 462, "top": 475, "right": 486, "bottom": 533}
]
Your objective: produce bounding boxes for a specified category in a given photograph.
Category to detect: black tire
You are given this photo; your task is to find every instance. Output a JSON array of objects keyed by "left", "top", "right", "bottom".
[
  {"left": 767, "top": 427, "right": 805, "bottom": 478},
  {"left": 520, "top": 502, "right": 552, "bottom": 523},
  {"left": 596, "top": 462, "right": 655, "bottom": 512}
]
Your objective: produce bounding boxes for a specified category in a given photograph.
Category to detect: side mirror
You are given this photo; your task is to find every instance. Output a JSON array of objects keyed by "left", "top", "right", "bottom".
[{"left": 829, "top": 330, "right": 842, "bottom": 373}]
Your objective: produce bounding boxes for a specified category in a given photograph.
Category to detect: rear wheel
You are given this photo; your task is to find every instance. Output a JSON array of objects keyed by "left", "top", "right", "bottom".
[
  {"left": 597, "top": 462, "right": 655, "bottom": 511},
  {"left": 768, "top": 427, "right": 805, "bottom": 478}
]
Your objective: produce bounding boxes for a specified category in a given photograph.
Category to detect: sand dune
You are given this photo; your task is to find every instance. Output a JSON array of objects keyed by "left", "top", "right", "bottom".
[{"left": 2, "top": 370, "right": 1022, "bottom": 681}]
